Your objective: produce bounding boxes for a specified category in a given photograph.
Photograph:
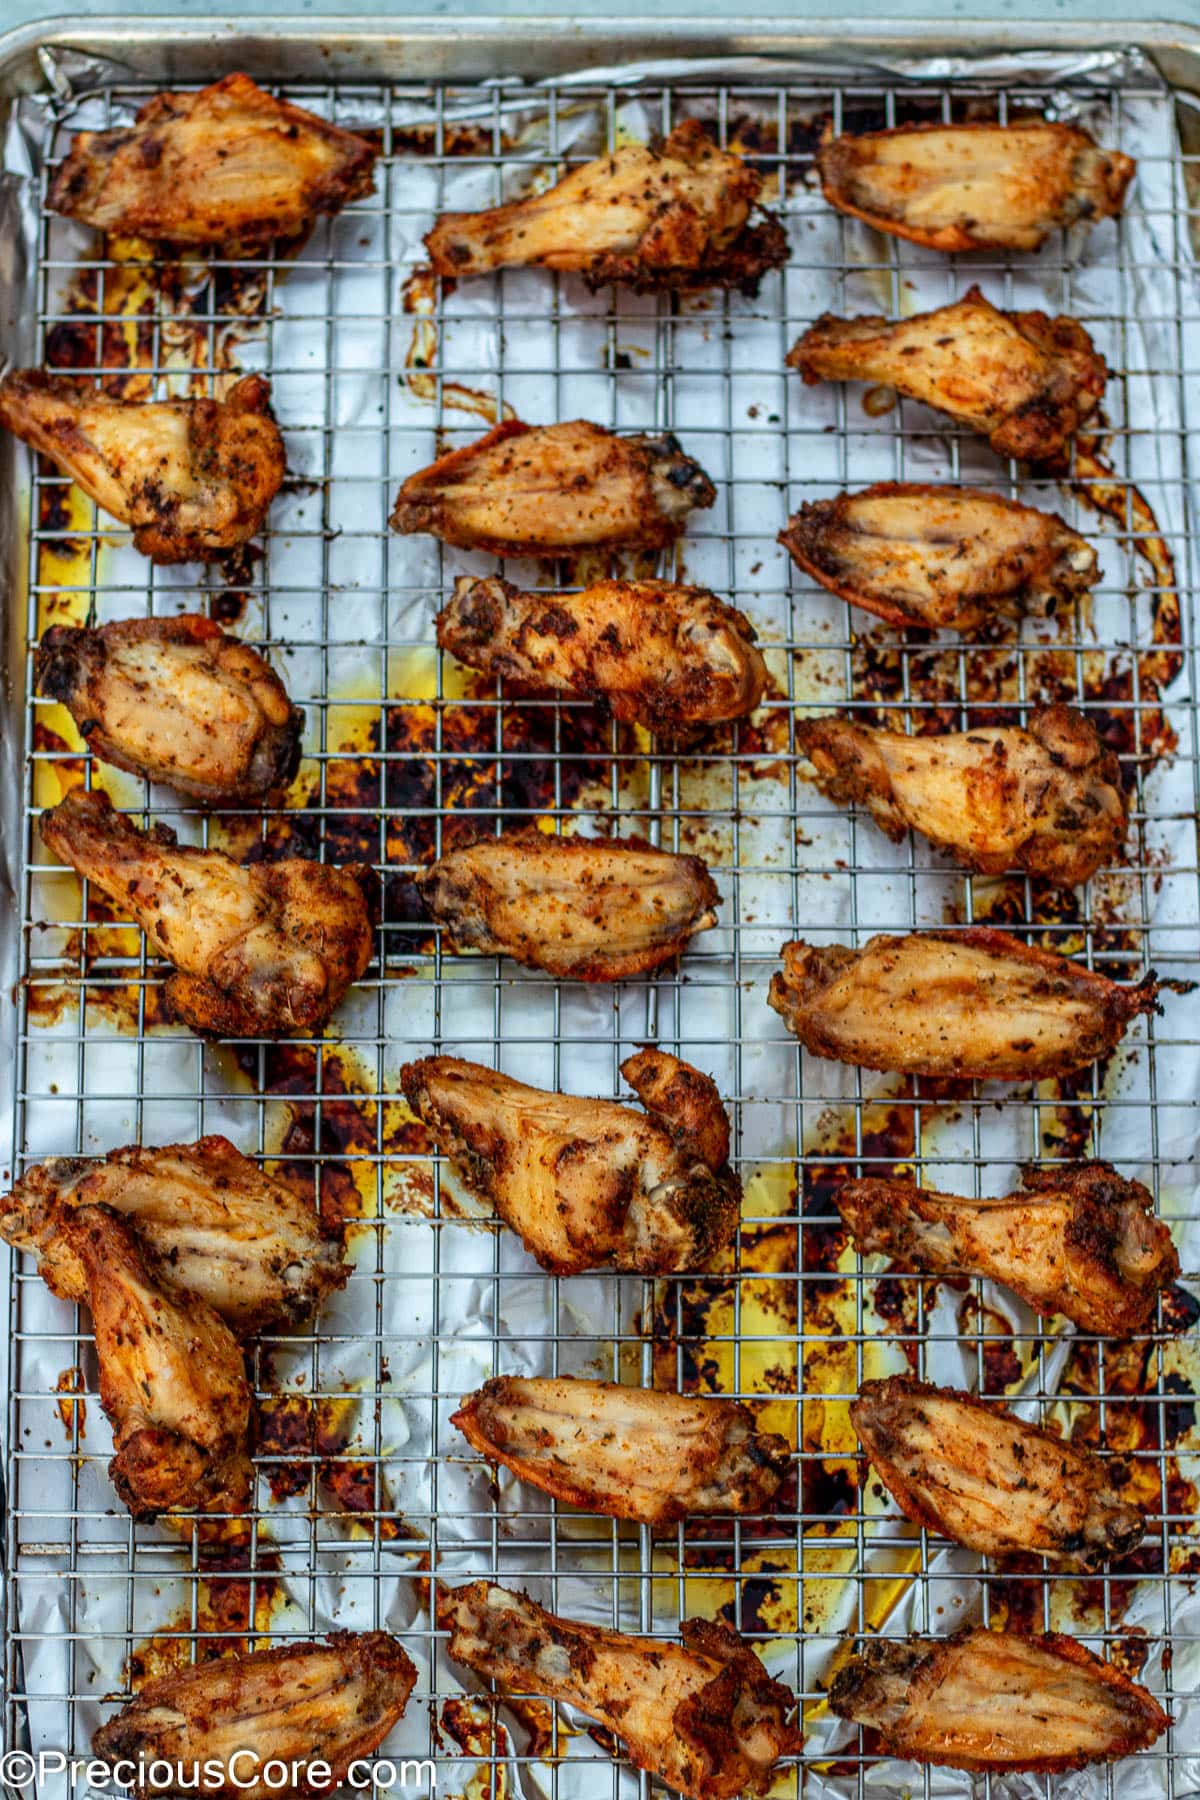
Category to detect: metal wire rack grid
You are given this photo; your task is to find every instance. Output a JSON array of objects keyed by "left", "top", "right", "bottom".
[{"left": 5, "top": 60, "right": 1200, "bottom": 1800}]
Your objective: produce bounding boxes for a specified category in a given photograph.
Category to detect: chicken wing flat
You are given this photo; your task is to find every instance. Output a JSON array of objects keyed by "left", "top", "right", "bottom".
[
  {"left": 41, "top": 788, "right": 374, "bottom": 1038},
  {"left": 829, "top": 1630, "right": 1169, "bottom": 1773},
  {"left": 437, "top": 576, "right": 766, "bottom": 733},
  {"left": 390, "top": 419, "right": 715, "bottom": 557},
  {"left": 852, "top": 1376, "right": 1143, "bottom": 1568},
  {"left": 417, "top": 830, "right": 718, "bottom": 981},
  {"left": 37, "top": 615, "right": 303, "bottom": 805},
  {"left": 818, "top": 121, "right": 1135, "bottom": 253},
  {"left": 768, "top": 929, "right": 1157, "bottom": 1081},
  {"left": 787, "top": 287, "right": 1106, "bottom": 463},
  {"left": 443, "top": 1582, "right": 798, "bottom": 1800},
  {"left": 425, "top": 118, "right": 787, "bottom": 295},
  {"left": 400, "top": 1051, "right": 738, "bottom": 1274},
  {"left": 48, "top": 73, "right": 377, "bottom": 252},
  {"left": 92, "top": 1632, "right": 417, "bottom": 1800},
  {"left": 836, "top": 1163, "right": 1178, "bottom": 1336},
  {"left": 796, "top": 706, "right": 1125, "bottom": 887},
  {"left": 779, "top": 483, "right": 1099, "bottom": 633}
]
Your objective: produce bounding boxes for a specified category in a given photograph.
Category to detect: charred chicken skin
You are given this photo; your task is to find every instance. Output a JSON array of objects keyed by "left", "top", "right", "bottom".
[
  {"left": 796, "top": 706, "right": 1126, "bottom": 887},
  {"left": 443, "top": 1582, "right": 799, "bottom": 1800},
  {"left": 836, "top": 1163, "right": 1178, "bottom": 1336},
  {"left": 41, "top": 788, "right": 375, "bottom": 1038},
  {"left": 48, "top": 73, "right": 377, "bottom": 251},
  {"left": 768, "top": 928, "right": 1158, "bottom": 1081},
  {"left": 787, "top": 286, "right": 1106, "bottom": 464},
  {"left": 390, "top": 418, "right": 715, "bottom": 557},
  {"left": 37, "top": 615, "right": 304, "bottom": 805},
  {"left": 829, "top": 1630, "right": 1169, "bottom": 1773},
  {"left": 400, "top": 1051, "right": 738, "bottom": 1275},
  {"left": 425, "top": 118, "right": 788, "bottom": 295},
  {"left": 818, "top": 121, "right": 1135, "bottom": 254}
]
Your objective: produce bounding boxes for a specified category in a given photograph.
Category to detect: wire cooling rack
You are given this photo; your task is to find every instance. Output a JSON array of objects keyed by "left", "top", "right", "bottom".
[{"left": 5, "top": 50, "right": 1200, "bottom": 1800}]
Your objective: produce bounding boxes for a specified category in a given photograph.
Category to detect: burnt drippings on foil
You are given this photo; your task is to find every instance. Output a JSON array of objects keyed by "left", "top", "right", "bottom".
[
  {"left": 125, "top": 1520, "right": 286, "bottom": 1686},
  {"left": 439, "top": 1697, "right": 512, "bottom": 1800},
  {"left": 255, "top": 1391, "right": 420, "bottom": 1547},
  {"left": 54, "top": 1365, "right": 86, "bottom": 1438}
]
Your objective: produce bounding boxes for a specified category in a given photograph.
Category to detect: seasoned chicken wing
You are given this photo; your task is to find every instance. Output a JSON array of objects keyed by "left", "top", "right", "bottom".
[
  {"left": 818, "top": 121, "right": 1135, "bottom": 253},
  {"left": 779, "top": 483, "right": 1098, "bottom": 632},
  {"left": 787, "top": 287, "right": 1106, "bottom": 463},
  {"left": 829, "top": 1630, "right": 1169, "bottom": 1773},
  {"left": 769, "top": 929, "right": 1157, "bottom": 1080},
  {"left": 438, "top": 576, "right": 766, "bottom": 733},
  {"left": 92, "top": 1632, "right": 417, "bottom": 1800},
  {"left": 443, "top": 1583, "right": 798, "bottom": 1800},
  {"left": 48, "top": 73, "right": 377, "bottom": 251},
  {"left": 425, "top": 118, "right": 787, "bottom": 295},
  {"left": 836, "top": 1163, "right": 1178, "bottom": 1336},
  {"left": 400, "top": 1051, "right": 738, "bottom": 1274},
  {"left": 796, "top": 706, "right": 1126, "bottom": 887},
  {"left": 417, "top": 829, "right": 718, "bottom": 981},
  {"left": 37, "top": 615, "right": 303, "bottom": 805},
  {"left": 390, "top": 419, "right": 715, "bottom": 557},
  {"left": 853, "top": 1376, "right": 1143, "bottom": 1568},
  {"left": 41, "top": 788, "right": 374, "bottom": 1038}
]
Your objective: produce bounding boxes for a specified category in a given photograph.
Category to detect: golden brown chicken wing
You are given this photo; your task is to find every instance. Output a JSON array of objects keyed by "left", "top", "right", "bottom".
[
  {"left": 443, "top": 1582, "right": 798, "bottom": 1800},
  {"left": 829, "top": 1630, "right": 1169, "bottom": 1773},
  {"left": 836, "top": 1163, "right": 1178, "bottom": 1336},
  {"left": 0, "top": 371, "right": 284, "bottom": 563},
  {"left": 41, "top": 788, "right": 375, "bottom": 1038},
  {"left": 390, "top": 418, "right": 715, "bottom": 558},
  {"left": 796, "top": 706, "right": 1126, "bottom": 886},
  {"left": 787, "top": 287, "right": 1106, "bottom": 463},
  {"left": 818, "top": 121, "right": 1135, "bottom": 253},
  {"left": 48, "top": 73, "right": 377, "bottom": 251},
  {"left": 92, "top": 1632, "right": 417, "bottom": 1800},
  {"left": 400, "top": 1051, "right": 738, "bottom": 1274},
  {"left": 779, "top": 483, "right": 1099, "bottom": 632},
  {"left": 769, "top": 929, "right": 1157, "bottom": 1081},
  {"left": 36, "top": 615, "right": 303, "bottom": 805}
]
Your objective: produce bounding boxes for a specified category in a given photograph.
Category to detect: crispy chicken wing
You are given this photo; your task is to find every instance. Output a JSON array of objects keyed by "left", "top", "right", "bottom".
[
  {"left": 779, "top": 483, "right": 1098, "bottom": 632},
  {"left": 768, "top": 929, "right": 1157, "bottom": 1080},
  {"left": 400, "top": 1051, "right": 738, "bottom": 1274},
  {"left": 818, "top": 121, "right": 1135, "bottom": 253},
  {"left": 787, "top": 287, "right": 1106, "bottom": 463},
  {"left": 829, "top": 1630, "right": 1169, "bottom": 1773},
  {"left": 37, "top": 615, "right": 303, "bottom": 805},
  {"left": 796, "top": 706, "right": 1125, "bottom": 886},
  {"left": 443, "top": 1582, "right": 798, "bottom": 1800},
  {"left": 425, "top": 118, "right": 787, "bottom": 295},
  {"left": 390, "top": 419, "right": 715, "bottom": 557},
  {"left": 852, "top": 1376, "right": 1143, "bottom": 1568},
  {"left": 836, "top": 1163, "right": 1178, "bottom": 1335},
  {"left": 48, "top": 73, "right": 377, "bottom": 251},
  {"left": 92, "top": 1632, "right": 417, "bottom": 1800},
  {"left": 41, "top": 788, "right": 374, "bottom": 1038}
]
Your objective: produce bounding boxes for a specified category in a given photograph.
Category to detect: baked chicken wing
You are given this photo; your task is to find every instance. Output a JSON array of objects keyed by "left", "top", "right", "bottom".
[
  {"left": 390, "top": 419, "right": 715, "bottom": 557},
  {"left": 92, "top": 1632, "right": 417, "bottom": 1800},
  {"left": 37, "top": 615, "right": 304, "bottom": 806},
  {"left": 829, "top": 1630, "right": 1169, "bottom": 1773},
  {"left": 425, "top": 118, "right": 788, "bottom": 295},
  {"left": 417, "top": 830, "right": 718, "bottom": 981},
  {"left": 836, "top": 1163, "right": 1178, "bottom": 1336},
  {"left": 437, "top": 576, "right": 766, "bottom": 733},
  {"left": 768, "top": 929, "right": 1157, "bottom": 1081},
  {"left": 779, "top": 483, "right": 1098, "bottom": 633},
  {"left": 796, "top": 706, "right": 1126, "bottom": 887},
  {"left": 453, "top": 1376, "right": 788, "bottom": 1524},
  {"left": 443, "top": 1583, "right": 798, "bottom": 1800},
  {"left": 818, "top": 121, "right": 1135, "bottom": 253},
  {"left": 48, "top": 73, "right": 377, "bottom": 251},
  {"left": 41, "top": 788, "right": 374, "bottom": 1038},
  {"left": 400, "top": 1051, "right": 738, "bottom": 1274},
  {"left": 787, "top": 287, "right": 1106, "bottom": 463}
]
